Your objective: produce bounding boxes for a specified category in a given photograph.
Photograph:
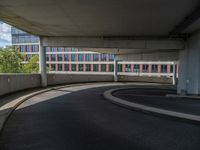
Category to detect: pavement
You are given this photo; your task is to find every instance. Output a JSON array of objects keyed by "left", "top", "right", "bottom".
[{"left": 0, "top": 83, "right": 200, "bottom": 150}]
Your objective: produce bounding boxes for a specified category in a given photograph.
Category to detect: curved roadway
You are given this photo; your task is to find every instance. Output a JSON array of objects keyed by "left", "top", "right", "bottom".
[{"left": 0, "top": 83, "right": 200, "bottom": 150}]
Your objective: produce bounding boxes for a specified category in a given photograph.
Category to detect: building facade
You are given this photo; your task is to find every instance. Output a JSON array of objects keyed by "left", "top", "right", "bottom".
[{"left": 11, "top": 27, "right": 175, "bottom": 76}]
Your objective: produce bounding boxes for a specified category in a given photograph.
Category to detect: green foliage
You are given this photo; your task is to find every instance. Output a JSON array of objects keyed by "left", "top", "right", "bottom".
[
  {"left": 22, "top": 55, "right": 39, "bottom": 73},
  {"left": 0, "top": 46, "right": 23, "bottom": 73}
]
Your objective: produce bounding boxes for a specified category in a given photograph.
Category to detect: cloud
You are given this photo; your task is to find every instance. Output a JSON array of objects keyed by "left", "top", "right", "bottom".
[{"left": 0, "top": 21, "right": 11, "bottom": 47}]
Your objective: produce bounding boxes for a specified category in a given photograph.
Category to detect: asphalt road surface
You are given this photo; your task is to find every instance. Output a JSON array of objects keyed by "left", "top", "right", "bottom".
[{"left": 0, "top": 83, "right": 200, "bottom": 150}]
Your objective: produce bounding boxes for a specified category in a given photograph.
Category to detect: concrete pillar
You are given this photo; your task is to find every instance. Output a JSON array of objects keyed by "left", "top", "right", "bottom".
[
  {"left": 157, "top": 64, "right": 161, "bottom": 77},
  {"left": 148, "top": 64, "right": 152, "bottom": 76},
  {"left": 131, "top": 64, "right": 134, "bottom": 72},
  {"left": 172, "top": 63, "right": 177, "bottom": 85},
  {"left": 177, "top": 31, "right": 200, "bottom": 95},
  {"left": 39, "top": 38, "right": 47, "bottom": 87},
  {"left": 114, "top": 58, "right": 118, "bottom": 82}
]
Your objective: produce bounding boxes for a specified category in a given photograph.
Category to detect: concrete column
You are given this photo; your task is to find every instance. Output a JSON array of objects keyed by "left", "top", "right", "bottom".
[
  {"left": 90, "top": 54, "right": 94, "bottom": 72},
  {"left": 177, "top": 31, "right": 200, "bottom": 95},
  {"left": 148, "top": 64, "right": 152, "bottom": 76},
  {"left": 122, "top": 64, "right": 126, "bottom": 72},
  {"left": 114, "top": 58, "right": 118, "bottom": 82},
  {"left": 131, "top": 64, "right": 134, "bottom": 72},
  {"left": 139, "top": 64, "right": 143, "bottom": 74},
  {"left": 83, "top": 54, "right": 86, "bottom": 72},
  {"left": 39, "top": 38, "right": 47, "bottom": 87},
  {"left": 62, "top": 48, "right": 65, "bottom": 71},
  {"left": 172, "top": 63, "right": 177, "bottom": 85},
  {"left": 157, "top": 64, "right": 161, "bottom": 77},
  {"left": 106, "top": 54, "right": 110, "bottom": 72},
  {"left": 167, "top": 64, "right": 171, "bottom": 74}
]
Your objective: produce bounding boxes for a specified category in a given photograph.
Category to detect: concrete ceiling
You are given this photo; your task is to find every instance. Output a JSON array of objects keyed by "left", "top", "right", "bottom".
[{"left": 0, "top": 0, "right": 200, "bottom": 37}]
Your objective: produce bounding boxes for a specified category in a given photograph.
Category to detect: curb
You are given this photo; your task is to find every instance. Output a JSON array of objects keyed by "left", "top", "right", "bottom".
[{"left": 104, "top": 88, "right": 200, "bottom": 125}]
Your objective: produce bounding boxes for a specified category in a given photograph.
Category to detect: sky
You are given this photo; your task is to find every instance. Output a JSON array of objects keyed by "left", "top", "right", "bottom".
[{"left": 0, "top": 21, "right": 11, "bottom": 47}]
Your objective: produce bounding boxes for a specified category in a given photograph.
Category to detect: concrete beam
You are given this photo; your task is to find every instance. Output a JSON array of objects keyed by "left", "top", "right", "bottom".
[
  {"left": 42, "top": 37, "right": 185, "bottom": 50},
  {"left": 115, "top": 51, "right": 179, "bottom": 61}
]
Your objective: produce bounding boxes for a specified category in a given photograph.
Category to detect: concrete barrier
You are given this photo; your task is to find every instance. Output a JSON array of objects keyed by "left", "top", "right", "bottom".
[
  {"left": 0, "top": 74, "right": 41, "bottom": 96},
  {"left": 118, "top": 75, "right": 172, "bottom": 84},
  {"left": 47, "top": 74, "right": 114, "bottom": 86},
  {"left": 0, "top": 73, "right": 172, "bottom": 96}
]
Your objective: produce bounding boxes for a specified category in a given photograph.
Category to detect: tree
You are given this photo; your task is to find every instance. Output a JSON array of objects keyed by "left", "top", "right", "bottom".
[
  {"left": 22, "top": 55, "right": 39, "bottom": 73},
  {"left": 0, "top": 46, "right": 23, "bottom": 73}
]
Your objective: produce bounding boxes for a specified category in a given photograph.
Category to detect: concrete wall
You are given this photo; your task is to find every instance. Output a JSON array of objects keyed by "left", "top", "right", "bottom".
[
  {"left": 47, "top": 74, "right": 114, "bottom": 86},
  {"left": 0, "top": 73, "right": 173, "bottom": 96},
  {"left": 118, "top": 75, "right": 172, "bottom": 84},
  {"left": 0, "top": 74, "right": 41, "bottom": 96}
]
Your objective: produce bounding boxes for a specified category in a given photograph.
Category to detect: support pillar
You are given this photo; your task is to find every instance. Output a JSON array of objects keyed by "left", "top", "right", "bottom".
[
  {"left": 172, "top": 63, "right": 177, "bottom": 85},
  {"left": 177, "top": 31, "right": 200, "bottom": 95},
  {"left": 114, "top": 58, "right": 118, "bottom": 82},
  {"left": 39, "top": 38, "right": 47, "bottom": 87}
]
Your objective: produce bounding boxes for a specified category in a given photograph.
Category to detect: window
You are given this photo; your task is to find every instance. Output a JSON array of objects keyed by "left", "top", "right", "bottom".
[
  {"left": 86, "top": 64, "right": 91, "bottom": 71},
  {"left": 109, "top": 64, "right": 114, "bottom": 72},
  {"left": 65, "top": 64, "right": 69, "bottom": 71},
  {"left": 65, "top": 48, "right": 70, "bottom": 52},
  {"left": 72, "top": 48, "right": 76, "bottom": 52},
  {"left": 51, "top": 55, "right": 56, "bottom": 61},
  {"left": 142, "top": 64, "right": 148, "bottom": 73},
  {"left": 78, "top": 64, "right": 83, "bottom": 71},
  {"left": 152, "top": 64, "right": 158, "bottom": 73},
  {"left": 101, "top": 64, "right": 106, "bottom": 72},
  {"left": 64, "top": 54, "right": 69, "bottom": 61},
  {"left": 32, "top": 45, "right": 38, "bottom": 52},
  {"left": 71, "top": 64, "right": 76, "bottom": 71},
  {"left": 71, "top": 54, "right": 76, "bottom": 61},
  {"left": 45, "top": 47, "right": 49, "bottom": 52},
  {"left": 118, "top": 64, "right": 122, "bottom": 72},
  {"left": 161, "top": 64, "right": 167, "bottom": 73},
  {"left": 101, "top": 53, "right": 107, "bottom": 61},
  {"left": 170, "top": 65, "right": 173, "bottom": 73},
  {"left": 58, "top": 64, "right": 62, "bottom": 71},
  {"left": 57, "top": 54, "right": 62, "bottom": 61},
  {"left": 93, "top": 64, "right": 98, "bottom": 72},
  {"left": 26, "top": 55, "right": 31, "bottom": 61},
  {"left": 27, "top": 46, "right": 30, "bottom": 52},
  {"left": 32, "top": 46, "right": 36, "bottom": 52},
  {"left": 134, "top": 64, "right": 140, "bottom": 72},
  {"left": 52, "top": 48, "right": 57, "bottom": 52},
  {"left": 51, "top": 64, "right": 56, "bottom": 71},
  {"left": 125, "top": 64, "right": 131, "bottom": 72},
  {"left": 20, "top": 46, "right": 25, "bottom": 52},
  {"left": 46, "top": 55, "right": 49, "bottom": 61},
  {"left": 85, "top": 54, "right": 90, "bottom": 61},
  {"left": 109, "top": 54, "right": 114, "bottom": 61},
  {"left": 93, "top": 54, "right": 99, "bottom": 61},
  {"left": 78, "top": 54, "right": 84, "bottom": 61},
  {"left": 58, "top": 48, "right": 63, "bottom": 52}
]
